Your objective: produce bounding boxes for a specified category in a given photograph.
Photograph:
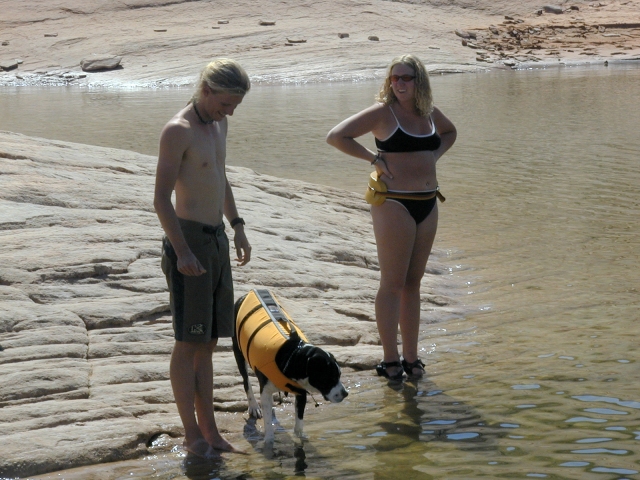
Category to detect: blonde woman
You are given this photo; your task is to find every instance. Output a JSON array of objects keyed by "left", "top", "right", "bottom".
[{"left": 327, "top": 54, "right": 457, "bottom": 381}]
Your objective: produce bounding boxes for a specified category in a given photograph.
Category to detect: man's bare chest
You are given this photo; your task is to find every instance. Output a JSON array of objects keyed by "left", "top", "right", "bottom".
[{"left": 184, "top": 128, "right": 225, "bottom": 169}]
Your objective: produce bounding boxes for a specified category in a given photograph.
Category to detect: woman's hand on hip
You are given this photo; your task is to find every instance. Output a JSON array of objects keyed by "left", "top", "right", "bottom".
[{"left": 375, "top": 155, "right": 393, "bottom": 179}]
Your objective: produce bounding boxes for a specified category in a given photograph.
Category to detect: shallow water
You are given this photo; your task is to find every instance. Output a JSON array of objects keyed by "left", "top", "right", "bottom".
[{"left": 3, "top": 64, "right": 640, "bottom": 479}]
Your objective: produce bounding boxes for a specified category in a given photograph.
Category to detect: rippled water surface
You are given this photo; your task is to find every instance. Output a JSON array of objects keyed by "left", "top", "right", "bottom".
[{"left": 2, "top": 64, "right": 640, "bottom": 479}]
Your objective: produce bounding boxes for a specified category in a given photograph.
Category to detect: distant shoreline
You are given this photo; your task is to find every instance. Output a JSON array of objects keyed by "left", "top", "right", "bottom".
[
  {"left": 2, "top": 0, "right": 638, "bottom": 89},
  {"left": 2, "top": 57, "right": 639, "bottom": 90}
]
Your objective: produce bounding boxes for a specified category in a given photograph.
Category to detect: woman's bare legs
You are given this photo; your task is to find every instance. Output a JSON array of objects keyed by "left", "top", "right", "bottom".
[
  {"left": 371, "top": 201, "right": 416, "bottom": 378},
  {"left": 371, "top": 201, "right": 438, "bottom": 377},
  {"left": 399, "top": 205, "right": 438, "bottom": 374}
]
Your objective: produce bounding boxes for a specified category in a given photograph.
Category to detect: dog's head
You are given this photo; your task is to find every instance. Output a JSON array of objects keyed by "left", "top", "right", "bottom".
[{"left": 306, "top": 349, "right": 348, "bottom": 403}]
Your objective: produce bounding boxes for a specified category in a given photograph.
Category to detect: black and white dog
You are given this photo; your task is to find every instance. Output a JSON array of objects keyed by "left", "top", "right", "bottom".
[{"left": 232, "top": 289, "right": 348, "bottom": 443}]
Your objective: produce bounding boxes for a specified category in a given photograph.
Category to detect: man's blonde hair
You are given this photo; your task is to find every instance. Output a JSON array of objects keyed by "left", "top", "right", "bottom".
[
  {"left": 376, "top": 54, "right": 433, "bottom": 117},
  {"left": 194, "top": 58, "right": 250, "bottom": 100}
]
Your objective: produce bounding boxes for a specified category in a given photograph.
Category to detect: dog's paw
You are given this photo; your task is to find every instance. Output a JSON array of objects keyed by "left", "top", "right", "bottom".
[
  {"left": 248, "top": 404, "right": 263, "bottom": 419},
  {"left": 294, "top": 419, "right": 305, "bottom": 438},
  {"left": 247, "top": 395, "right": 262, "bottom": 418}
]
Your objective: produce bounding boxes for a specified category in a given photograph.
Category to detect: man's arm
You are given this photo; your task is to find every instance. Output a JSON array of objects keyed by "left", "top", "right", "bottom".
[
  {"left": 223, "top": 176, "right": 251, "bottom": 266},
  {"left": 154, "top": 122, "right": 206, "bottom": 276}
]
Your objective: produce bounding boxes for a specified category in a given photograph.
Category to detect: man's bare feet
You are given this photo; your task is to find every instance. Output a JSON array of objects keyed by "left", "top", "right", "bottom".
[
  {"left": 207, "top": 434, "right": 247, "bottom": 454},
  {"left": 183, "top": 438, "right": 219, "bottom": 459}
]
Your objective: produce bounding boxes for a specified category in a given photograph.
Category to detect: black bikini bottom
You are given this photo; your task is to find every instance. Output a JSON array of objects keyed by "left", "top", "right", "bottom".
[{"left": 387, "top": 196, "right": 437, "bottom": 224}]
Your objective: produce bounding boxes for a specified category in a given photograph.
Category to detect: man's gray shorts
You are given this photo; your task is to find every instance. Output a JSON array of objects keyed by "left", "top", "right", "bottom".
[{"left": 161, "top": 218, "right": 234, "bottom": 342}]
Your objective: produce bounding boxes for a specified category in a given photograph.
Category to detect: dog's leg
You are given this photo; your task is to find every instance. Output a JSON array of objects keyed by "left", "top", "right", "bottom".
[
  {"left": 294, "top": 392, "right": 307, "bottom": 438},
  {"left": 232, "top": 335, "right": 262, "bottom": 419},
  {"left": 260, "top": 382, "right": 278, "bottom": 444},
  {"left": 246, "top": 380, "right": 261, "bottom": 419}
]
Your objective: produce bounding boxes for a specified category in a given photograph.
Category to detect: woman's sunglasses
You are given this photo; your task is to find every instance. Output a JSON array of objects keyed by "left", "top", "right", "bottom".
[{"left": 390, "top": 75, "right": 415, "bottom": 83}]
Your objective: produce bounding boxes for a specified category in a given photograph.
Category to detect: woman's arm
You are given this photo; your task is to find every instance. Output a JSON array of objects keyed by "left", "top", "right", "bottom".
[
  {"left": 326, "top": 103, "right": 394, "bottom": 177},
  {"left": 326, "top": 103, "right": 386, "bottom": 163},
  {"left": 432, "top": 106, "right": 457, "bottom": 161}
]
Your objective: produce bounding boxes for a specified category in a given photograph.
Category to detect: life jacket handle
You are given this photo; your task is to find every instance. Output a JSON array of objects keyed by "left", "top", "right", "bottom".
[{"left": 253, "top": 289, "right": 297, "bottom": 340}]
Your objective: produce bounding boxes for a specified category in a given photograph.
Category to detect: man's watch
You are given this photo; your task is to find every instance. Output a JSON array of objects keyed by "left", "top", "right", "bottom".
[{"left": 230, "top": 217, "right": 245, "bottom": 228}]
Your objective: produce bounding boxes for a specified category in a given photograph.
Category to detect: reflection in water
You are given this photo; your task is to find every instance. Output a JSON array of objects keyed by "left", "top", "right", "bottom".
[
  {"left": 7, "top": 64, "right": 640, "bottom": 479},
  {"left": 373, "top": 379, "right": 492, "bottom": 479},
  {"left": 181, "top": 455, "right": 225, "bottom": 480}
]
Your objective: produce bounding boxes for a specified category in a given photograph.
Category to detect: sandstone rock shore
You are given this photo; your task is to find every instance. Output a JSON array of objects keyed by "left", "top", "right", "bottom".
[{"left": 0, "top": 131, "right": 460, "bottom": 477}]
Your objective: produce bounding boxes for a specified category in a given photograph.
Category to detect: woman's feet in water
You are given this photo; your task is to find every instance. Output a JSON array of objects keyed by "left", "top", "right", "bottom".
[
  {"left": 401, "top": 358, "right": 426, "bottom": 378},
  {"left": 376, "top": 358, "right": 426, "bottom": 382},
  {"left": 376, "top": 360, "right": 405, "bottom": 381}
]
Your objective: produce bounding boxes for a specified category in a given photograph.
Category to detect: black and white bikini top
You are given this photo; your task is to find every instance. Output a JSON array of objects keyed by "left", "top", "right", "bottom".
[{"left": 375, "top": 106, "right": 441, "bottom": 153}]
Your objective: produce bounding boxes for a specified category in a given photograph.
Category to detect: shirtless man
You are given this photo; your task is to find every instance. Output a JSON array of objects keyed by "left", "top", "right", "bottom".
[{"left": 154, "top": 59, "right": 251, "bottom": 459}]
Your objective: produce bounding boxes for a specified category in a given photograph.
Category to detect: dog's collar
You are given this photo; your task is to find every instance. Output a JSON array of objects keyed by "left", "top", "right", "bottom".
[
  {"left": 282, "top": 341, "right": 319, "bottom": 398},
  {"left": 282, "top": 340, "right": 308, "bottom": 375},
  {"left": 278, "top": 339, "right": 321, "bottom": 406}
]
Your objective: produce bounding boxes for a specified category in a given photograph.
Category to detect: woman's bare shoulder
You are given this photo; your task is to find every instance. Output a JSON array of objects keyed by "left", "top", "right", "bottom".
[{"left": 355, "top": 102, "right": 391, "bottom": 122}]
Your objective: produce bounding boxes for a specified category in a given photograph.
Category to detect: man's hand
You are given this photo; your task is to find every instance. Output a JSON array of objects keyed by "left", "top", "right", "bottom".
[
  {"left": 177, "top": 250, "right": 207, "bottom": 276},
  {"left": 233, "top": 227, "right": 251, "bottom": 266}
]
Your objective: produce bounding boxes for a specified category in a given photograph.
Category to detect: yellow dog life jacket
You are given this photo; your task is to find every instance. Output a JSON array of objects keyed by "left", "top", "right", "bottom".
[{"left": 236, "top": 289, "right": 308, "bottom": 394}]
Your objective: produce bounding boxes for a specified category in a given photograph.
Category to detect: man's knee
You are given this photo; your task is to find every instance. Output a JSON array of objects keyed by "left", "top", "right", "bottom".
[
  {"left": 193, "top": 339, "right": 218, "bottom": 355},
  {"left": 174, "top": 339, "right": 217, "bottom": 355}
]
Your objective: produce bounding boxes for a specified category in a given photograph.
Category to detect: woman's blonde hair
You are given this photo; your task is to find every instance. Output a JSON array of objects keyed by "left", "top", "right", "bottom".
[
  {"left": 194, "top": 58, "right": 251, "bottom": 100},
  {"left": 376, "top": 54, "right": 433, "bottom": 117}
]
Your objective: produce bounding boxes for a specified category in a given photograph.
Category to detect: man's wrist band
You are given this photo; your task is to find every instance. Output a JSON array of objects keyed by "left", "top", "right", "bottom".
[
  {"left": 230, "top": 217, "right": 245, "bottom": 228},
  {"left": 371, "top": 153, "right": 382, "bottom": 165}
]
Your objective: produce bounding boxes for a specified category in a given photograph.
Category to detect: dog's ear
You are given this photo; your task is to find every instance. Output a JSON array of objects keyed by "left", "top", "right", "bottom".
[
  {"left": 307, "top": 351, "right": 329, "bottom": 370},
  {"left": 307, "top": 351, "right": 340, "bottom": 393}
]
